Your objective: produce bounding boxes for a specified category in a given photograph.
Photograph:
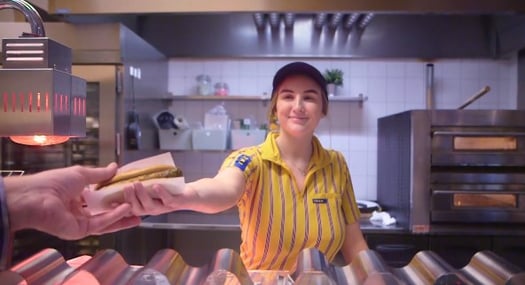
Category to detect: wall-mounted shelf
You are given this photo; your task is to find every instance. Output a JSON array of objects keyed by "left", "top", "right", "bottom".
[
  {"left": 328, "top": 93, "right": 367, "bottom": 102},
  {"left": 158, "top": 93, "right": 368, "bottom": 107},
  {"left": 169, "top": 95, "right": 270, "bottom": 101}
]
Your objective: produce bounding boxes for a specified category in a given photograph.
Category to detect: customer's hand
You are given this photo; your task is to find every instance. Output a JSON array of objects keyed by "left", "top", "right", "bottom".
[{"left": 4, "top": 163, "right": 141, "bottom": 240}]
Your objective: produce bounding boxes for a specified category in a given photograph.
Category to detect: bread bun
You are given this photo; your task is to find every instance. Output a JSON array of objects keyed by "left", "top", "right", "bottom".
[{"left": 95, "top": 164, "right": 183, "bottom": 190}]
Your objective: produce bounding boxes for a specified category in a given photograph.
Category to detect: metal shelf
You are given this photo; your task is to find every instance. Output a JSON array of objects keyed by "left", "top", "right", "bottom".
[
  {"left": 168, "top": 95, "right": 270, "bottom": 101},
  {"left": 328, "top": 93, "right": 368, "bottom": 102},
  {"left": 159, "top": 93, "right": 368, "bottom": 106}
]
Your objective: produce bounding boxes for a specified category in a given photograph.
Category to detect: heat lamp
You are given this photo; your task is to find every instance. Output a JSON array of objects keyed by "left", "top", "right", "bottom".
[{"left": 0, "top": 0, "right": 87, "bottom": 146}]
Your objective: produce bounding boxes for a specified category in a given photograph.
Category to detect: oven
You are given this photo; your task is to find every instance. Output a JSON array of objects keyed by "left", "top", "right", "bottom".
[
  {"left": 431, "top": 124, "right": 525, "bottom": 223},
  {"left": 377, "top": 110, "right": 525, "bottom": 233}
]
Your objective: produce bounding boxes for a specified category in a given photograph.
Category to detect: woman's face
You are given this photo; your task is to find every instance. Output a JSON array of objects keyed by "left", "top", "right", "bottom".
[{"left": 274, "top": 75, "right": 325, "bottom": 137}]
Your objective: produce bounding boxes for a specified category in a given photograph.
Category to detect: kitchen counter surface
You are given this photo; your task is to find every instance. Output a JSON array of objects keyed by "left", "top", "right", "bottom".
[
  {"left": 140, "top": 210, "right": 241, "bottom": 231},
  {"left": 359, "top": 218, "right": 406, "bottom": 233},
  {"left": 141, "top": 211, "right": 525, "bottom": 235},
  {"left": 139, "top": 211, "right": 407, "bottom": 233}
]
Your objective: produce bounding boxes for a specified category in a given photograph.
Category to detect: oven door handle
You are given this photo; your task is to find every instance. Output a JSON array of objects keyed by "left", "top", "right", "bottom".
[
  {"left": 433, "top": 190, "right": 525, "bottom": 194},
  {"left": 432, "top": 131, "right": 525, "bottom": 136}
]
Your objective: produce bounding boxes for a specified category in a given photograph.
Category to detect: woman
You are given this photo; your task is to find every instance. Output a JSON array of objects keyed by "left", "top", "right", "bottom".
[{"left": 124, "top": 61, "right": 368, "bottom": 271}]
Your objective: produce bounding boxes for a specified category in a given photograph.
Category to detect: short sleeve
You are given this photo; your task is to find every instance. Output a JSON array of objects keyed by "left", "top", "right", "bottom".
[
  {"left": 220, "top": 148, "right": 259, "bottom": 180},
  {"left": 336, "top": 152, "right": 361, "bottom": 224}
]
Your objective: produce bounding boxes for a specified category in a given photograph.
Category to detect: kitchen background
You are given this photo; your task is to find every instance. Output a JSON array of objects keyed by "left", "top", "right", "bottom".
[
  {"left": 1, "top": 5, "right": 522, "bottom": 204},
  {"left": 1, "top": 1, "right": 525, "bottom": 278},
  {"left": 166, "top": 56, "right": 517, "bottom": 201}
]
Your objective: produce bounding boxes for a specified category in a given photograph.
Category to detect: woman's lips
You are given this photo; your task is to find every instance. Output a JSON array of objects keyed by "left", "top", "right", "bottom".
[{"left": 289, "top": 116, "right": 308, "bottom": 123}]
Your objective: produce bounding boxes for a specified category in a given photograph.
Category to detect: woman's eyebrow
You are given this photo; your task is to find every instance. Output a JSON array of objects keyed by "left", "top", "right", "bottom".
[
  {"left": 304, "top": 89, "right": 320, "bottom": 94},
  {"left": 279, "top": 88, "right": 295, "bottom": 93},
  {"left": 279, "top": 88, "right": 320, "bottom": 94}
]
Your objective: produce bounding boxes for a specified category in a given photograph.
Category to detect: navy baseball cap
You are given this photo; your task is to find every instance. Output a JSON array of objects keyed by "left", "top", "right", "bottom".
[{"left": 271, "top": 62, "right": 328, "bottom": 99}]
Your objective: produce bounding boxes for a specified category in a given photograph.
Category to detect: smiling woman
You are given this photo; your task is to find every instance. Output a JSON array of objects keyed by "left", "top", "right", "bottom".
[
  {"left": 123, "top": 61, "right": 369, "bottom": 272},
  {"left": 268, "top": 62, "right": 329, "bottom": 132},
  {"left": 272, "top": 74, "right": 324, "bottom": 137}
]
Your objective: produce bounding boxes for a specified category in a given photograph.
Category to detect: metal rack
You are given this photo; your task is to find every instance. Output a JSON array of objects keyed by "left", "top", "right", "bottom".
[
  {"left": 0, "top": 170, "right": 24, "bottom": 177},
  {"left": 3, "top": 247, "right": 525, "bottom": 284}
]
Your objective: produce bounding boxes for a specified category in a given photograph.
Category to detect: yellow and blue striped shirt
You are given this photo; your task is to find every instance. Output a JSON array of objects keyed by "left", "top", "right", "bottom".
[{"left": 221, "top": 132, "right": 360, "bottom": 271}]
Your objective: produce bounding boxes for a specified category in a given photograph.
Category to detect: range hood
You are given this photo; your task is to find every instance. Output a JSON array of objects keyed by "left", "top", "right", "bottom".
[
  {"left": 33, "top": 0, "right": 525, "bottom": 58},
  {"left": 43, "top": 0, "right": 525, "bottom": 14}
]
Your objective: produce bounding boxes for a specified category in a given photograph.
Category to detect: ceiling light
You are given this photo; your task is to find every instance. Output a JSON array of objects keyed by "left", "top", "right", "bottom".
[
  {"left": 253, "top": 13, "right": 266, "bottom": 30},
  {"left": 283, "top": 13, "right": 295, "bottom": 29},
  {"left": 343, "top": 13, "right": 362, "bottom": 30},
  {"left": 314, "top": 13, "right": 327, "bottom": 29},
  {"left": 268, "top": 13, "right": 281, "bottom": 29},
  {"left": 329, "top": 13, "right": 344, "bottom": 29},
  {"left": 359, "top": 13, "right": 375, "bottom": 29}
]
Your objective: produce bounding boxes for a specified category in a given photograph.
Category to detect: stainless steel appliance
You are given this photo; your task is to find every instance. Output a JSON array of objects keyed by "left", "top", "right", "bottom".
[
  {"left": 377, "top": 110, "right": 525, "bottom": 233},
  {"left": 0, "top": 0, "right": 87, "bottom": 146},
  {"left": 41, "top": 1, "right": 525, "bottom": 59},
  {"left": 0, "top": 22, "right": 169, "bottom": 169},
  {"left": 0, "top": 23, "right": 169, "bottom": 265}
]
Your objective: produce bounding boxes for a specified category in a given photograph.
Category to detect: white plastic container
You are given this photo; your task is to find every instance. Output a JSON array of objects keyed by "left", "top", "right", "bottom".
[
  {"left": 231, "top": 129, "right": 266, "bottom": 150},
  {"left": 204, "top": 113, "right": 230, "bottom": 130},
  {"left": 192, "top": 129, "right": 228, "bottom": 150},
  {"left": 158, "top": 129, "right": 192, "bottom": 150}
]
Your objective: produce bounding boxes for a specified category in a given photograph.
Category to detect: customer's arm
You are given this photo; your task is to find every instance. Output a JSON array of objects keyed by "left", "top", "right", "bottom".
[{"left": 3, "top": 164, "right": 140, "bottom": 240}]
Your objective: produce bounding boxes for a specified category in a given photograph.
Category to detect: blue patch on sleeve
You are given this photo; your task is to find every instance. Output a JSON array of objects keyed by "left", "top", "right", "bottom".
[{"left": 234, "top": 154, "right": 251, "bottom": 172}]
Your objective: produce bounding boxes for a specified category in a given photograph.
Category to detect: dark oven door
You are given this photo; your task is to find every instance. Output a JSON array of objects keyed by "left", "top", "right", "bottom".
[
  {"left": 430, "top": 128, "right": 525, "bottom": 223},
  {"left": 431, "top": 180, "right": 525, "bottom": 223}
]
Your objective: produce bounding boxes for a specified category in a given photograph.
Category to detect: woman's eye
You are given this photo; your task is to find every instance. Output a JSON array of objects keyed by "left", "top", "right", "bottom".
[{"left": 304, "top": 95, "right": 318, "bottom": 101}]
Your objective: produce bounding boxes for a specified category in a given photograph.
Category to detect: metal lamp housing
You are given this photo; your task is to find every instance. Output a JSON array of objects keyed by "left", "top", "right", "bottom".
[{"left": 0, "top": 37, "right": 86, "bottom": 139}]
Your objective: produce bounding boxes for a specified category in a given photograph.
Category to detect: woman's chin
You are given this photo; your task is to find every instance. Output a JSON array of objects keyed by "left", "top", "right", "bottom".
[{"left": 281, "top": 126, "right": 314, "bottom": 137}]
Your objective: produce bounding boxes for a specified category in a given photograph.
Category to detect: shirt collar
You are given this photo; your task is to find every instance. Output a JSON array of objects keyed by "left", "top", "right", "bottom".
[{"left": 259, "top": 131, "right": 332, "bottom": 169}]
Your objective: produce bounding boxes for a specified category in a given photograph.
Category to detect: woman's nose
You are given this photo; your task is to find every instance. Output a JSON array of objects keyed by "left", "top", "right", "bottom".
[{"left": 294, "top": 99, "right": 305, "bottom": 111}]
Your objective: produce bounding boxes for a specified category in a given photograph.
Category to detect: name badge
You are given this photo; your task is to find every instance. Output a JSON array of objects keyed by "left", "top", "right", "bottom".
[{"left": 312, "top": 198, "right": 328, "bottom": 204}]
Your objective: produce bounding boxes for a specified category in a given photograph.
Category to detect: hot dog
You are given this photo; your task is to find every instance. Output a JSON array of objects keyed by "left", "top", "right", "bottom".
[{"left": 95, "top": 164, "right": 183, "bottom": 190}]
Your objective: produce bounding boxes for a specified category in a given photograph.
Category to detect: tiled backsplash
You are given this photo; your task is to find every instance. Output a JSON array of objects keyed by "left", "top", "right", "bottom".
[{"left": 167, "top": 57, "right": 518, "bottom": 200}]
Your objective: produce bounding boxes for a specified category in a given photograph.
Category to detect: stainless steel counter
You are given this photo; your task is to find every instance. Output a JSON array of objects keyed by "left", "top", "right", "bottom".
[
  {"left": 359, "top": 218, "right": 406, "bottom": 234},
  {"left": 139, "top": 201, "right": 525, "bottom": 236},
  {"left": 140, "top": 209, "right": 241, "bottom": 231},
  {"left": 139, "top": 210, "right": 407, "bottom": 233}
]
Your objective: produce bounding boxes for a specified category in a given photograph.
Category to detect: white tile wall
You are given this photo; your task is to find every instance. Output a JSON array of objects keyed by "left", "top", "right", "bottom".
[{"left": 166, "top": 56, "right": 518, "bottom": 200}]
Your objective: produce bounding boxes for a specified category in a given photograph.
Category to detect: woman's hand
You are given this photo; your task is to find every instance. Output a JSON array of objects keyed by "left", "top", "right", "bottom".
[
  {"left": 123, "top": 167, "right": 246, "bottom": 216},
  {"left": 123, "top": 182, "right": 190, "bottom": 216}
]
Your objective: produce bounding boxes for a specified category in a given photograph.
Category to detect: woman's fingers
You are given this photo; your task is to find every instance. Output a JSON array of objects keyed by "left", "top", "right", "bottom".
[
  {"left": 134, "top": 182, "right": 158, "bottom": 210},
  {"left": 123, "top": 183, "right": 146, "bottom": 215},
  {"left": 123, "top": 182, "right": 170, "bottom": 215}
]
